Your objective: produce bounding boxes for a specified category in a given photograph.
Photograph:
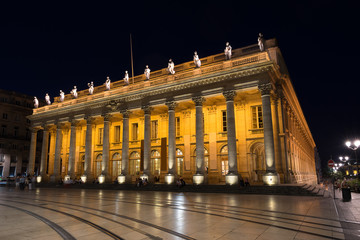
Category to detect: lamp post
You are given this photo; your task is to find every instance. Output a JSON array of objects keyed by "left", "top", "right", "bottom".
[{"left": 346, "top": 140, "right": 360, "bottom": 178}]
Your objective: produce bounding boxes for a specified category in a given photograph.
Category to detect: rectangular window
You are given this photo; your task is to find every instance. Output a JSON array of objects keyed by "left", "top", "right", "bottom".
[
  {"left": 98, "top": 128, "right": 103, "bottom": 144},
  {"left": 252, "top": 106, "right": 263, "bottom": 129},
  {"left": 151, "top": 120, "right": 158, "bottom": 139},
  {"left": 175, "top": 117, "right": 180, "bottom": 136},
  {"left": 222, "top": 111, "right": 227, "bottom": 132},
  {"left": 114, "top": 126, "right": 120, "bottom": 142},
  {"left": 132, "top": 123, "right": 138, "bottom": 140}
]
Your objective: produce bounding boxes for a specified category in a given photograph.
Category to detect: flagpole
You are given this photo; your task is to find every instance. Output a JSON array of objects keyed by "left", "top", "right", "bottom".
[{"left": 130, "top": 34, "right": 135, "bottom": 84}]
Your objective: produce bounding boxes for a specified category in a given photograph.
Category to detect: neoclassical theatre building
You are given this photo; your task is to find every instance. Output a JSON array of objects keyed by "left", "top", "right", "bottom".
[{"left": 28, "top": 38, "right": 317, "bottom": 185}]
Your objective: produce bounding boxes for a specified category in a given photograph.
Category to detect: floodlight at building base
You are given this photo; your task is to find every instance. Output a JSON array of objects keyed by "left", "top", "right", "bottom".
[
  {"left": 193, "top": 173, "right": 204, "bottom": 185},
  {"left": 36, "top": 176, "right": 42, "bottom": 183},
  {"left": 81, "top": 175, "right": 87, "bottom": 183},
  {"left": 225, "top": 173, "right": 239, "bottom": 185},
  {"left": 98, "top": 174, "right": 105, "bottom": 184},
  {"left": 140, "top": 174, "right": 148, "bottom": 181},
  {"left": 263, "top": 172, "right": 280, "bottom": 186},
  {"left": 64, "top": 175, "right": 71, "bottom": 182},
  {"left": 165, "top": 174, "right": 175, "bottom": 184},
  {"left": 118, "top": 175, "right": 126, "bottom": 184}
]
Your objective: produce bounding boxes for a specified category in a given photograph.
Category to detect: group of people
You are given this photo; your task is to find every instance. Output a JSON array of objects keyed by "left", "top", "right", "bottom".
[{"left": 34, "top": 33, "right": 266, "bottom": 109}]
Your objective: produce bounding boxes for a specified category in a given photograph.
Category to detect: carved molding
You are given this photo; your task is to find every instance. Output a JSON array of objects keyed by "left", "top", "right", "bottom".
[
  {"left": 223, "top": 90, "right": 236, "bottom": 101},
  {"left": 192, "top": 96, "right": 205, "bottom": 106}
]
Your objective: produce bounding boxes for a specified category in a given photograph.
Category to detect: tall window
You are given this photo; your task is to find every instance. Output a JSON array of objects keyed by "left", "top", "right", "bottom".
[
  {"left": 114, "top": 126, "right": 120, "bottom": 142},
  {"left": 175, "top": 117, "right": 180, "bottom": 136},
  {"left": 111, "top": 152, "right": 121, "bottom": 178},
  {"left": 151, "top": 120, "right": 158, "bottom": 139},
  {"left": 222, "top": 111, "right": 227, "bottom": 132},
  {"left": 98, "top": 128, "right": 104, "bottom": 144},
  {"left": 132, "top": 123, "right": 138, "bottom": 140},
  {"left": 150, "top": 150, "right": 160, "bottom": 175},
  {"left": 252, "top": 106, "right": 263, "bottom": 129}
]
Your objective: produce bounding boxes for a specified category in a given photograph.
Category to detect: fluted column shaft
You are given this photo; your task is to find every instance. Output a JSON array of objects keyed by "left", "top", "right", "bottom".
[
  {"left": 40, "top": 128, "right": 49, "bottom": 178},
  {"left": 84, "top": 118, "right": 93, "bottom": 180},
  {"left": 102, "top": 114, "right": 110, "bottom": 180},
  {"left": 166, "top": 101, "right": 177, "bottom": 175},
  {"left": 142, "top": 105, "right": 152, "bottom": 177},
  {"left": 121, "top": 111, "right": 130, "bottom": 177},
  {"left": 68, "top": 121, "right": 77, "bottom": 178},
  {"left": 28, "top": 128, "right": 38, "bottom": 176},
  {"left": 193, "top": 96, "right": 205, "bottom": 175},
  {"left": 259, "top": 83, "right": 276, "bottom": 172},
  {"left": 223, "top": 90, "right": 238, "bottom": 174},
  {"left": 52, "top": 124, "right": 63, "bottom": 181}
]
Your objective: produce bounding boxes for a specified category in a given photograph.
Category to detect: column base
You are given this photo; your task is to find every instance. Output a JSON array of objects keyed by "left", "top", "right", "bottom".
[
  {"left": 263, "top": 172, "right": 280, "bottom": 186},
  {"left": 164, "top": 174, "right": 175, "bottom": 185},
  {"left": 225, "top": 172, "right": 239, "bottom": 185},
  {"left": 193, "top": 173, "right": 205, "bottom": 185}
]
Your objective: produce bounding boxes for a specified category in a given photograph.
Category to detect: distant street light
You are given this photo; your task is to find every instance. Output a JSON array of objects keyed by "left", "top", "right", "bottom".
[{"left": 346, "top": 140, "right": 360, "bottom": 178}]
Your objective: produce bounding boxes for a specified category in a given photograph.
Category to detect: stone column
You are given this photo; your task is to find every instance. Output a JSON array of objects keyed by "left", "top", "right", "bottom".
[
  {"left": 141, "top": 105, "right": 153, "bottom": 182},
  {"left": 119, "top": 110, "right": 131, "bottom": 183},
  {"left": 223, "top": 90, "right": 239, "bottom": 185},
  {"left": 83, "top": 117, "right": 94, "bottom": 182},
  {"left": 192, "top": 96, "right": 206, "bottom": 185},
  {"left": 259, "top": 83, "right": 279, "bottom": 185},
  {"left": 50, "top": 123, "right": 63, "bottom": 183},
  {"left": 165, "top": 101, "right": 177, "bottom": 184},
  {"left": 27, "top": 127, "right": 38, "bottom": 177},
  {"left": 67, "top": 120, "right": 77, "bottom": 179},
  {"left": 101, "top": 114, "right": 111, "bottom": 182},
  {"left": 39, "top": 126, "right": 50, "bottom": 180}
]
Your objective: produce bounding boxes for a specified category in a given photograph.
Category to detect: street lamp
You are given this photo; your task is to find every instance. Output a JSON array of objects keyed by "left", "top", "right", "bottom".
[{"left": 346, "top": 140, "right": 360, "bottom": 178}]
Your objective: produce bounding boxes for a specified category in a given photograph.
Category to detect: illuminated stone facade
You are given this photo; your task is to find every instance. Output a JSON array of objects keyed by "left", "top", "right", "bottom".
[{"left": 28, "top": 39, "right": 317, "bottom": 185}]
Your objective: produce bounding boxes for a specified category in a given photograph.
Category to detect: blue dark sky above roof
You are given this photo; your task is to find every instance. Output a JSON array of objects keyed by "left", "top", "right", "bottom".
[{"left": 0, "top": 1, "right": 358, "bottom": 166}]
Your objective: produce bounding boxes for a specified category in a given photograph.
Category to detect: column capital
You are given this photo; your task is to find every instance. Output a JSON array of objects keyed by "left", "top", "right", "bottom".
[
  {"left": 102, "top": 113, "right": 112, "bottom": 122},
  {"left": 192, "top": 96, "right": 205, "bottom": 106},
  {"left": 223, "top": 90, "right": 236, "bottom": 101},
  {"left": 120, "top": 109, "right": 131, "bottom": 118},
  {"left": 165, "top": 101, "right": 177, "bottom": 111},
  {"left": 141, "top": 104, "right": 152, "bottom": 115},
  {"left": 85, "top": 116, "right": 95, "bottom": 124},
  {"left": 258, "top": 83, "right": 273, "bottom": 96}
]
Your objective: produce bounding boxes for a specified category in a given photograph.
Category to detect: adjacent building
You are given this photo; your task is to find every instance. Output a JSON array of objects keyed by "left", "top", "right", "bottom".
[
  {"left": 0, "top": 89, "right": 42, "bottom": 178},
  {"left": 27, "top": 39, "right": 317, "bottom": 185}
]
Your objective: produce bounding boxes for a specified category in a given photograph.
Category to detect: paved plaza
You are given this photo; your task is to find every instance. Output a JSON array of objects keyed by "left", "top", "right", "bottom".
[{"left": 0, "top": 186, "right": 359, "bottom": 239}]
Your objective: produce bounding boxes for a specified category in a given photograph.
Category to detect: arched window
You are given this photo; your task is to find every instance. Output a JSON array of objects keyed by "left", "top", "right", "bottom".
[
  {"left": 111, "top": 152, "right": 121, "bottom": 178},
  {"left": 176, "top": 148, "right": 184, "bottom": 176},
  {"left": 220, "top": 145, "right": 228, "bottom": 175},
  {"left": 95, "top": 154, "right": 102, "bottom": 177},
  {"left": 129, "top": 151, "right": 140, "bottom": 175},
  {"left": 151, "top": 150, "right": 160, "bottom": 176}
]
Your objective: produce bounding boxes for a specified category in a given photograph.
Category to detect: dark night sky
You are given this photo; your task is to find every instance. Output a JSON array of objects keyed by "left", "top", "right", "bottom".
[{"left": 0, "top": 1, "right": 359, "bottom": 168}]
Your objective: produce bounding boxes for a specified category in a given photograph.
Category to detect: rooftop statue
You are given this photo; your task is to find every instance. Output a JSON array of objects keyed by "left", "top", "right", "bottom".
[
  {"left": 124, "top": 71, "right": 129, "bottom": 85},
  {"left": 88, "top": 81, "right": 94, "bottom": 95},
  {"left": 59, "top": 90, "right": 65, "bottom": 102},
  {"left": 168, "top": 59, "right": 175, "bottom": 74},
  {"left": 224, "top": 42, "right": 232, "bottom": 60},
  {"left": 258, "top": 33, "right": 264, "bottom": 51},
  {"left": 193, "top": 51, "right": 201, "bottom": 68},
  {"left": 71, "top": 86, "right": 78, "bottom": 98},
  {"left": 105, "top": 76, "right": 111, "bottom": 90},
  {"left": 45, "top": 93, "right": 51, "bottom": 105},
  {"left": 144, "top": 65, "right": 151, "bottom": 80},
  {"left": 33, "top": 97, "right": 39, "bottom": 108}
]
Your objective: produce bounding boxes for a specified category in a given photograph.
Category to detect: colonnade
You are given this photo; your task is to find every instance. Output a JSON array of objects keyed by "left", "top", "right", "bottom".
[{"left": 28, "top": 85, "right": 279, "bottom": 185}]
